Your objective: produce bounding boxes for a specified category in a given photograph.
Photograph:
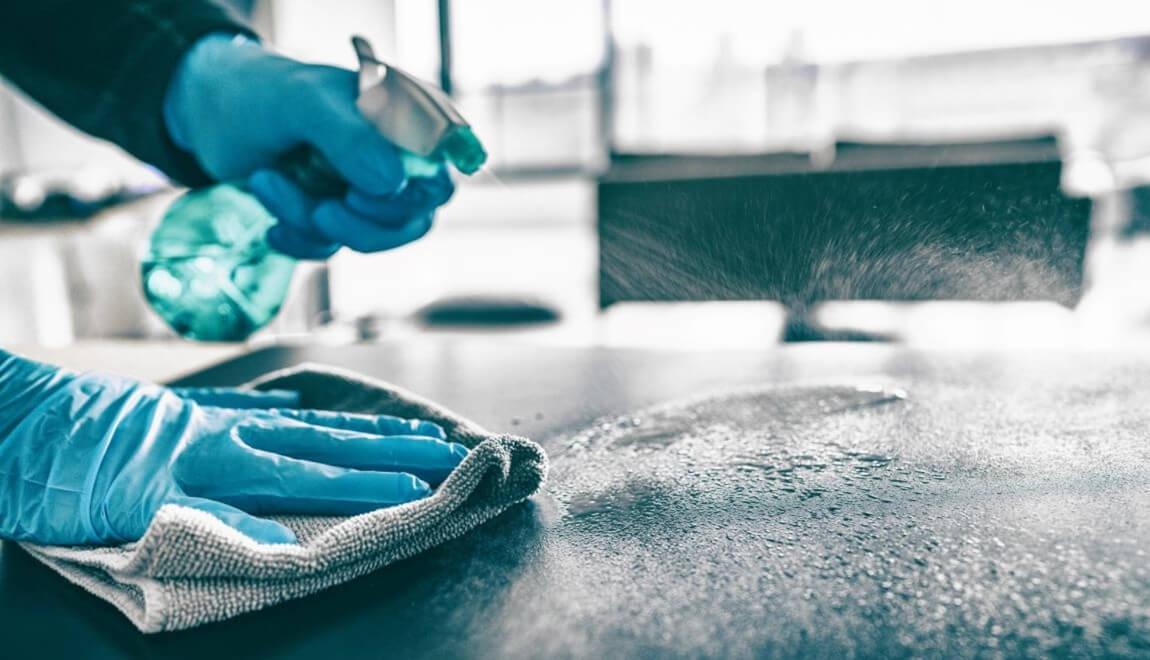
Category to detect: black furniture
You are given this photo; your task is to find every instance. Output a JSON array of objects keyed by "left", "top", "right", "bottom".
[{"left": 2, "top": 339, "right": 1148, "bottom": 658}]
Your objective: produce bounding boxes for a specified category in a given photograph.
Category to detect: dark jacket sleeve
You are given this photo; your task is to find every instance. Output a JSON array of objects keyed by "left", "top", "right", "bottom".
[{"left": 0, "top": 0, "right": 257, "bottom": 186}]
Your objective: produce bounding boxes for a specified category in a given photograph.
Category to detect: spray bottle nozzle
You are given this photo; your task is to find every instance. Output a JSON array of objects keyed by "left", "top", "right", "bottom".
[{"left": 351, "top": 36, "right": 487, "bottom": 174}]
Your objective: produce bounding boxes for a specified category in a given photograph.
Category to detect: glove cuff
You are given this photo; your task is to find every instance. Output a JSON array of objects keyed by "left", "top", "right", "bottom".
[
  {"left": 104, "top": 9, "right": 258, "bottom": 187},
  {"left": 0, "top": 352, "right": 72, "bottom": 437}
]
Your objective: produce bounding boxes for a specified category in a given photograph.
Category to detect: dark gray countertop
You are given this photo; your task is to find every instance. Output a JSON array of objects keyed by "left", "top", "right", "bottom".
[{"left": 2, "top": 340, "right": 1148, "bottom": 658}]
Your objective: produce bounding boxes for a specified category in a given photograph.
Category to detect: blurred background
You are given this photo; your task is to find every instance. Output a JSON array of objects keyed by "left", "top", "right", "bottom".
[{"left": 6, "top": 0, "right": 1150, "bottom": 374}]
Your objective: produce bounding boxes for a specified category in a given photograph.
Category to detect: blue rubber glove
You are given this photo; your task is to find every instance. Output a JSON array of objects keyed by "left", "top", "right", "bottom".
[
  {"left": 0, "top": 352, "right": 468, "bottom": 546},
  {"left": 163, "top": 34, "right": 455, "bottom": 260}
]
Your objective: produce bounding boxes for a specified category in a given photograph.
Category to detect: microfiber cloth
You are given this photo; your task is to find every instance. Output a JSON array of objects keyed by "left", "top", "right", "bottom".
[{"left": 19, "top": 364, "right": 548, "bottom": 633}]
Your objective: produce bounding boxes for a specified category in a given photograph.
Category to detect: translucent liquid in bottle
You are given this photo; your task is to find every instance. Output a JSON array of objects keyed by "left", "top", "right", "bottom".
[{"left": 142, "top": 184, "right": 296, "bottom": 342}]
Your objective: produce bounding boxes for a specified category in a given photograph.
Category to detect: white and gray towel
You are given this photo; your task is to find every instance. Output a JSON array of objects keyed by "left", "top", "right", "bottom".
[{"left": 20, "top": 364, "right": 548, "bottom": 633}]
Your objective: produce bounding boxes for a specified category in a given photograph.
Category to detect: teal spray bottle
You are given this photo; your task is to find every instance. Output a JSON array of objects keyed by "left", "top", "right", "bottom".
[{"left": 142, "top": 36, "right": 486, "bottom": 341}]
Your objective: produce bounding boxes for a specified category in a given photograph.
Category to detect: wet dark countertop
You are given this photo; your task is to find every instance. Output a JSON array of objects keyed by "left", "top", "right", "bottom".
[{"left": 2, "top": 340, "right": 1148, "bottom": 658}]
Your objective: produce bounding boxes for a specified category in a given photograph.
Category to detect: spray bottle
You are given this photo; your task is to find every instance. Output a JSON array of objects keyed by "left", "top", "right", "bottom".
[{"left": 141, "top": 36, "right": 486, "bottom": 341}]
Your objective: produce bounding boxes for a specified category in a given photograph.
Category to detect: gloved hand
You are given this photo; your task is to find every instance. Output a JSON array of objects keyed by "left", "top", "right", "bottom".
[
  {"left": 0, "top": 352, "right": 467, "bottom": 546},
  {"left": 163, "top": 33, "right": 454, "bottom": 260}
]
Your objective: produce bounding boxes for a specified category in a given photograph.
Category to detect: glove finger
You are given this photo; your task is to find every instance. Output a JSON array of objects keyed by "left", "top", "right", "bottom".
[
  {"left": 312, "top": 203, "right": 434, "bottom": 253},
  {"left": 171, "top": 387, "right": 301, "bottom": 409},
  {"left": 248, "top": 169, "right": 340, "bottom": 259},
  {"left": 317, "top": 127, "right": 407, "bottom": 197},
  {"left": 344, "top": 170, "right": 455, "bottom": 227},
  {"left": 267, "top": 224, "right": 341, "bottom": 260},
  {"left": 171, "top": 495, "right": 298, "bottom": 545},
  {"left": 273, "top": 408, "right": 446, "bottom": 438},
  {"left": 242, "top": 423, "right": 466, "bottom": 484},
  {"left": 206, "top": 448, "right": 433, "bottom": 515},
  {"left": 248, "top": 168, "right": 314, "bottom": 227},
  {"left": 294, "top": 68, "right": 407, "bottom": 197}
]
